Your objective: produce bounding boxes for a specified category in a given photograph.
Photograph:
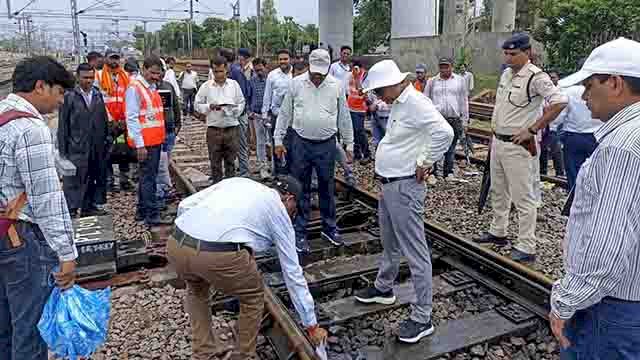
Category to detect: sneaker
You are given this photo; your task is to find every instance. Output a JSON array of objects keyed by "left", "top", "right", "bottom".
[
  {"left": 510, "top": 249, "right": 536, "bottom": 263},
  {"left": 445, "top": 173, "right": 455, "bottom": 181},
  {"left": 354, "top": 286, "right": 396, "bottom": 305},
  {"left": 260, "top": 167, "right": 270, "bottom": 180},
  {"left": 145, "top": 216, "right": 173, "bottom": 227},
  {"left": 473, "top": 232, "right": 509, "bottom": 246},
  {"left": 427, "top": 175, "right": 437, "bottom": 186},
  {"left": 397, "top": 319, "right": 435, "bottom": 343},
  {"left": 120, "top": 181, "right": 134, "bottom": 191},
  {"left": 321, "top": 231, "right": 344, "bottom": 246},
  {"left": 82, "top": 207, "right": 107, "bottom": 217},
  {"left": 295, "top": 235, "right": 310, "bottom": 253}
]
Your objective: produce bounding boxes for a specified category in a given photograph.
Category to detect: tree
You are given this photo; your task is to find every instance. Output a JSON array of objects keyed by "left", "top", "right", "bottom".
[
  {"left": 353, "top": 0, "right": 391, "bottom": 54},
  {"left": 534, "top": 0, "right": 640, "bottom": 73}
]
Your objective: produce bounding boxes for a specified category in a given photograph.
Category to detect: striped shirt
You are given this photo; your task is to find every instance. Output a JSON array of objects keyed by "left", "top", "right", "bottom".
[
  {"left": 0, "top": 94, "right": 77, "bottom": 261},
  {"left": 551, "top": 101, "right": 640, "bottom": 320},
  {"left": 424, "top": 73, "right": 470, "bottom": 125}
]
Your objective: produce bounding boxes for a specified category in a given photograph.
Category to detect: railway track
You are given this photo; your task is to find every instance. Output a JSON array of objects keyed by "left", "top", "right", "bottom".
[{"left": 158, "top": 115, "right": 559, "bottom": 359}]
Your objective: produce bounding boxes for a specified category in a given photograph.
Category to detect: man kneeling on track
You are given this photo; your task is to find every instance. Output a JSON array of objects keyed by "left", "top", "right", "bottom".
[{"left": 167, "top": 176, "right": 327, "bottom": 360}]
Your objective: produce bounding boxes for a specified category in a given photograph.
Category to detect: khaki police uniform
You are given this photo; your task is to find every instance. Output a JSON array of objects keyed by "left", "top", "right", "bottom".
[{"left": 490, "top": 61, "right": 567, "bottom": 254}]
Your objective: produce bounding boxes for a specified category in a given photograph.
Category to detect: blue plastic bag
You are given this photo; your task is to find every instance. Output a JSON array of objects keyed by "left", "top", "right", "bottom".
[{"left": 37, "top": 273, "right": 111, "bottom": 359}]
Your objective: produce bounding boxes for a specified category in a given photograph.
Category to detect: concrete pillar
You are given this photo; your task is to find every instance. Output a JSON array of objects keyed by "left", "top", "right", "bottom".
[
  {"left": 391, "top": 0, "right": 439, "bottom": 38},
  {"left": 319, "top": 0, "right": 353, "bottom": 59},
  {"left": 492, "top": 0, "right": 517, "bottom": 32},
  {"left": 442, "top": 0, "right": 465, "bottom": 34}
]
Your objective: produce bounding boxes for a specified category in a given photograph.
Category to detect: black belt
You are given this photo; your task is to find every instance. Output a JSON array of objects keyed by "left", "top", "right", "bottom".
[
  {"left": 493, "top": 133, "right": 514, "bottom": 143},
  {"left": 375, "top": 174, "right": 415, "bottom": 184},
  {"left": 174, "top": 227, "right": 248, "bottom": 252},
  {"left": 299, "top": 134, "right": 336, "bottom": 144}
]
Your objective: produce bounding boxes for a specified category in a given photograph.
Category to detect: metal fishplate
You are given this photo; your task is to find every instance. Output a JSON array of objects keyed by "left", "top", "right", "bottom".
[
  {"left": 496, "top": 303, "right": 536, "bottom": 324},
  {"left": 441, "top": 270, "right": 475, "bottom": 286}
]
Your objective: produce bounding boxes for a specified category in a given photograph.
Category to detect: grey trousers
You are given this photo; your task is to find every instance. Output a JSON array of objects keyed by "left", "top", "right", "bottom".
[
  {"left": 238, "top": 113, "right": 250, "bottom": 177},
  {"left": 374, "top": 178, "right": 432, "bottom": 324}
]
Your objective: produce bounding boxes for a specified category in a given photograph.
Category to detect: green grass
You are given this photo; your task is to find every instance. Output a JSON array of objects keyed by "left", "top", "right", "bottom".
[{"left": 472, "top": 73, "right": 500, "bottom": 96}]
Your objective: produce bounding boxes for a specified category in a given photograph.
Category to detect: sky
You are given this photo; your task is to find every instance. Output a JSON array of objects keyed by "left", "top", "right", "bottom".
[{"left": 0, "top": 0, "right": 318, "bottom": 41}]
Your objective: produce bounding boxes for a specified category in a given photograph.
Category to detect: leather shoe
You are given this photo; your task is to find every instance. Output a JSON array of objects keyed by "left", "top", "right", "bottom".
[{"left": 473, "top": 232, "right": 509, "bottom": 246}]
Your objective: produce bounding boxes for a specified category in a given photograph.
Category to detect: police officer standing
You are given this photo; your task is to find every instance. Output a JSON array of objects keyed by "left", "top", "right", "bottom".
[{"left": 474, "top": 33, "right": 568, "bottom": 263}]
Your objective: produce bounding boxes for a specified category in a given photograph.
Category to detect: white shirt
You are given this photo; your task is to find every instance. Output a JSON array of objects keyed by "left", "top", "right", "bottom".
[
  {"left": 553, "top": 85, "right": 603, "bottom": 133},
  {"left": 163, "top": 68, "right": 181, "bottom": 98},
  {"left": 261, "top": 67, "right": 293, "bottom": 117},
  {"left": 180, "top": 70, "right": 199, "bottom": 90},
  {"left": 329, "top": 61, "right": 351, "bottom": 83},
  {"left": 463, "top": 71, "right": 475, "bottom": 93},
  {"left": 274, "top": 72, "right": 354, "bottom": 151},
  {"left": 424, "top": 73, "right": 470, "bottom": 125},
  {"left": 195, "top": 79, "right": 245, "bottom": 128},
  {"left": 175, "top": 178, "right": 318, "bottom": 327},
  {"left": 375, "top": 84, "right": 454, "bottom": 178}
]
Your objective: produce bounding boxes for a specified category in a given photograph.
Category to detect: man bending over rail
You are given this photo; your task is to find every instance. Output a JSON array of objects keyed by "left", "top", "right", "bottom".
[{"left": 167, "top": 176, "right": 328, "bottom": 360}]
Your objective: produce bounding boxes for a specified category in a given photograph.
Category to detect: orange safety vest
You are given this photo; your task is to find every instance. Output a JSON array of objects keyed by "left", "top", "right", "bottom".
[
  {"left": 347, "top": 70, "right": 367, "bottom": 112},
  {"left": 413, "top": 79, "right": 426, "bottom": 93},
  {"left": 126, "top": 80, "right": 166, "bottom": 148},
  {"left": 97, "top": 70, "right": 129, "bottom": 122}
]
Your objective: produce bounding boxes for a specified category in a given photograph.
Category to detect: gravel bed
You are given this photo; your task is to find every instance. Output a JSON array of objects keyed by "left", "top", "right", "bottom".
[
  {"left": 323, "top": 285, "right": 559, "bottom": 360},
  {"left": 340, "top": 159, "right": 568, "bottom": 280},
  {"left": 93, "top": 284, "right": 276, "bottom": 360},
  {"left": 106, "top": 190, "right": 152, "bottom": 243}
]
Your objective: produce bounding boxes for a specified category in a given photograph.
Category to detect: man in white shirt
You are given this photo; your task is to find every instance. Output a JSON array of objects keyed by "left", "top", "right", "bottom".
[
  {"left": 168, "top": 176, "right": 328, "bottom": 360},
  {"left": 274, "top": 49, "right": 354, "bottom": 252},
  {"left": 461, "top": 63, "right": 475, "bottom": 94},
  {"left": 179, "top": 62, "right": 198, "bottom": 115},
  {"left": 328, "top": 45, "right": 352, "bottom": 84},
  {"left": 555, "top": 74, "right": 603, "bottom": 190},
  {"left": 163, "top": 57, "right": 181, "bottom": 99},
  {"left": 195, "top": 56, "right": 245, "bottom": 185},
  {"left": 355, "top": 59, "right": 454, "bottom": 344},
  {"left": 424, "top": 57, "right": 469, "bottom": 180},
  {"left": 262, "top": 49, "right": 294, "bottom": 176}
]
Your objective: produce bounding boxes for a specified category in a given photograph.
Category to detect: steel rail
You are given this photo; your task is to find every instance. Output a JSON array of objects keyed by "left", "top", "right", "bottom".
[
  {"left": 169, "top": 160, "right": 320, "bottom": 360},
  {"left": 335, "top": 176, "right": 554, "bottom": 317}
]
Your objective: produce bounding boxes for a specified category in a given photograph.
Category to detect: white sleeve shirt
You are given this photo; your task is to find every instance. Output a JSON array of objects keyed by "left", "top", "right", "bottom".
[
  {"left": 375, "top": 84, "right": 454, "bottom": 178},
  {"left": 553, "top": 85, "right": 603, "bottom": 133},
  {"left": 163, "top": 69, "right": 181, "bottom": 98},
  {"left": 175, "top": 178, "right": 318, "bottom": 327},
  {"left": 195, "top": 79, "right": 245, "bottom": 128}
]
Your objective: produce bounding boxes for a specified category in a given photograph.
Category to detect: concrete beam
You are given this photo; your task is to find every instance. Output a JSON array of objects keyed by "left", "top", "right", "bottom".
[
  {"left": 491, "top": 0, "right": 516, "bottom": 32},
  {"left": 391, "top": 0, "right": 439, "bottom": 38},
  {"left": 442, "top": 0, "right": 465, "bottom": 34},
  {"left": 318, "top": 0, "right": 353, "bottom": 59}
]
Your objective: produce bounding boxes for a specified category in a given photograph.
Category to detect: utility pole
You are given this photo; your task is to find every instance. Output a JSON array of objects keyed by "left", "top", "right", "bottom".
[
  {"left": 256, "top": 0, "right": 261, "bottom": 57},
  {"left": 142, "top": 21, "right": 148, "bottom": 56},
  {"left": 232, "top": 0, "right": 240, "bottom": 52},
  {"left": 70, "top": 0, "right": 81, "bottom": 61}
]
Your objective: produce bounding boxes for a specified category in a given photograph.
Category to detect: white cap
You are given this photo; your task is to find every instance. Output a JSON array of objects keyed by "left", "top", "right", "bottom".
[
  {"left": 559, "top": 37, "right": 640, "bottom": 88},
  {"left": 362, "top": 60, "right": 411, "bottom": 93},
  {"left": 309, "top": 49, "right": 331, "bottom": 75}
]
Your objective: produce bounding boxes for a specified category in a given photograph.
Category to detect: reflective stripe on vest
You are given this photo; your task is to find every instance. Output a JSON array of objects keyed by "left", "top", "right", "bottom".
[
  {"left": 347, "top": 71, "right": 367, "bottom": 112},
  {"left": 127, "top": 80, "right": 165, "bottom": 147}
]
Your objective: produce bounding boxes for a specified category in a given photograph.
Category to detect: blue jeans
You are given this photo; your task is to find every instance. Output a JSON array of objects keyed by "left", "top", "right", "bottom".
[
  {"left": 372, "top": 115, "right": 388, "bottom": 149},
  {"left": 290, "top": 132, "right": 337, "bottom": 239},
  {"left": 561, "top": 297, "right": 640, "bottom": 360},
  {"left": 137, "top": 145, "right": 161, "bottom": 222},
  {"left": 433, "top": 117, "right": 462, "bottom": 177},
  {"left": 157, "top": 132, "right": 176, "bottom": 202},
  {"left": 350, "top": 112, "right": 370, "bottom": 160},
  {"left": 0, "top": 222, "right": 58, "bottom": 360},
  {"left": 540, "top": 129, "right": 564, "bottom": 176},
  {"left": 560, "top": 131, "right": 597, "bottom": 191}
]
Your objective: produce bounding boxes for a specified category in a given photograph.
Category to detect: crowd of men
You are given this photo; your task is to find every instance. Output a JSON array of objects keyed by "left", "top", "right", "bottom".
[{"left": 0, "top": 32, "right": 639, "bottom": 360}]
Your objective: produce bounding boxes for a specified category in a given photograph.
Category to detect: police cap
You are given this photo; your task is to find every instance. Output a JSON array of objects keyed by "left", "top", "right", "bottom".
[{"left": 502, "top": 33, "right": 531, "bottom": 51}]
